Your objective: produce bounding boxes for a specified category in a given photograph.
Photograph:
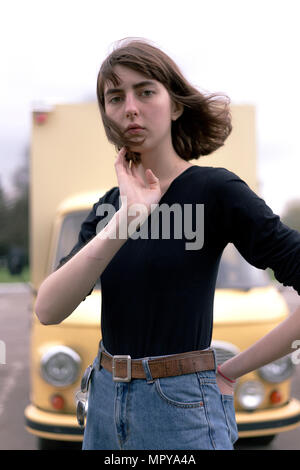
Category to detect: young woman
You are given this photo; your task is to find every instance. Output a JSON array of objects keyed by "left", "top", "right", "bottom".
[{"left": 35, "top": 38, "right": 300, "bottom": 450}]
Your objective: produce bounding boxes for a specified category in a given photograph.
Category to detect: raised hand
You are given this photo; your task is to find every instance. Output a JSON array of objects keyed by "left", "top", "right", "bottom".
[{"left": 114, "top": 147, "right": 162, "bottom": 220}]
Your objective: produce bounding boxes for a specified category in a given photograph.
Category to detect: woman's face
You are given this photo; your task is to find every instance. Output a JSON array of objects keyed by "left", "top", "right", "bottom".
[{"left": 103, "top": 65, "right": 182, "bottom": 153}]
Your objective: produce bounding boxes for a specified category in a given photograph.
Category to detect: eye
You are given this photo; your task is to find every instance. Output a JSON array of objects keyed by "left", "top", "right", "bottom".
[
  {"left": 109, "top": 96, "right": 123, "bottom": 104},
  {"left": 141, "top": 90, "right": 155, "bottom": 97}
]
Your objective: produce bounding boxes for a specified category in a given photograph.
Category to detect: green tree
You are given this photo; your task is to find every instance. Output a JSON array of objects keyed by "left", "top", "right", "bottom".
[
  {"left": 5, "top": 150, "right": 29, "bottom": 266},
  {"left": 0, "top": 179, "right": 9, "bottom": 257}
]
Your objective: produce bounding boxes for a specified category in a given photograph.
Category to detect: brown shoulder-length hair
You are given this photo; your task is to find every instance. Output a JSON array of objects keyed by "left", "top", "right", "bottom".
[{"left": 96, "top": 38, "right": 232, "bottom": 163}]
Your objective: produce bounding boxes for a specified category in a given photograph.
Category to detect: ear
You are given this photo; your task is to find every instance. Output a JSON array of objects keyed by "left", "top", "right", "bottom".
[{"left": 171, "top": 101, "right": 184, "bottom": 121}]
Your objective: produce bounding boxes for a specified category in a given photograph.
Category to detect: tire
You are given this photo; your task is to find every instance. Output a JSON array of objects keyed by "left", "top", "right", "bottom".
[
  {"left": 38, "top": 438, "right": 82, "bottom": 450},
  {"left": 238, "top": 434, "right": 276, "bottom": 446}
]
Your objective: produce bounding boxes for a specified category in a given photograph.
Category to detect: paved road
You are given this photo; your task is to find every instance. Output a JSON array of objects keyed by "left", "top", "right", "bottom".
[
  {"left": 0, "top": 283, "right": 299, "bottom": 450},
  {"left": 0, "top": 284, "right": 36, "bottom": 450}
]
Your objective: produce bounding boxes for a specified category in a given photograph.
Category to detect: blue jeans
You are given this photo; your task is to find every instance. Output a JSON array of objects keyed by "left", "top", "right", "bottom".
[{"left": 82, "top": 348, "right": 238, "bottom": 450}]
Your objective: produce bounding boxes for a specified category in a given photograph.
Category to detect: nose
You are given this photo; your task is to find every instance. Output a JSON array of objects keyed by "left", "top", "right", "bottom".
[{"left": 124, "top": 92, "right": 138, "bottom": 118}]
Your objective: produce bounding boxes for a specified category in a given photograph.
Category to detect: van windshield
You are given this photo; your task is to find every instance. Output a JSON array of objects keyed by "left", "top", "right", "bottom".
[
  {"left": 53, "top": 210, "right": 101, "bottom": 290},
  {"left": 216, "top": 243, "right": 271, "bottom": 290},
  {"left": 54, "top": 211, "right": 271, "bottom": 291}
]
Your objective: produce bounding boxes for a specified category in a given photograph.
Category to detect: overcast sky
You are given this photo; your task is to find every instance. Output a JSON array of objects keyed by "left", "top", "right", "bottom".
[{"left": 1, "top": 0, "right": 299, "bottom": 215}]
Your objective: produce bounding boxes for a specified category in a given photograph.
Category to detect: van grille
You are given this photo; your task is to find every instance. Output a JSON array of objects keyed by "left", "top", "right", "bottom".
[{"left": 212, "top": 347, "right": 237, "bottom": 366}]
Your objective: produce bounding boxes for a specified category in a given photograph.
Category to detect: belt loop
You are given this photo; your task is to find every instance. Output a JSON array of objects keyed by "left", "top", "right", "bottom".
[
  {"left": 212, "top": 348, "right": 218, "bottom": 373},
  {"left": 142, "top": 358, "right": 154, "bottom": 384},
  {"left": 97, "top": 340, "right": 104, "bottom": 371}
]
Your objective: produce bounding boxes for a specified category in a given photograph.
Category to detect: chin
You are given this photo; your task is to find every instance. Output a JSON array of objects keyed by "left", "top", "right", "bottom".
[{"left": 127, "top": 141, "right": 147, "bottom": 154}]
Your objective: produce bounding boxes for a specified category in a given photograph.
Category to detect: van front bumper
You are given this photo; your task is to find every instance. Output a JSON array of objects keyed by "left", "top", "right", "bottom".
[
  {"left": 236, "top": 398, "right": 300, "bottom": 437},
  {"left": 24, "top": 404, "right": 83, "bottom": 442},
  {"left": 25, "top": 399, "right": 300, "bottom": 442}
]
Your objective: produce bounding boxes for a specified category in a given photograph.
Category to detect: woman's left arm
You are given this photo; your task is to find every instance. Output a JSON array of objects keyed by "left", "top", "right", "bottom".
[
  {"left": 219, "top": 303, "right": 300, "bottom": 381},
  {"left": 213, "top": 168, "right": 300, "bottom": 386}
]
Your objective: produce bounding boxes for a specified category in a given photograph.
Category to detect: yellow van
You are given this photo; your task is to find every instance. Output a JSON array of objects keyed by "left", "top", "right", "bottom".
[
  {"left": 24, "top": 102, "right": 300, "bottom": 449},
  {"left": 24, "top": 193, "right": 300, "bottom": 448}
]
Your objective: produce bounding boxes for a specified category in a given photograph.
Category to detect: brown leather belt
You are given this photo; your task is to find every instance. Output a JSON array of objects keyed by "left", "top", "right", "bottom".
[{"left": 99, "top": 348, "right": 216, "bottom": 382}]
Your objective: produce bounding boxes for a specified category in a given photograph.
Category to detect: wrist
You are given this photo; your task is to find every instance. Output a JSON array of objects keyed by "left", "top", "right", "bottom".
[
  {"left": 117, "top": 207, "right": 145, "bottom": 238},
  {"left": 217, "top": 365, "right": 236, "bottom": 384},
  {"left": 94, "top": 209, "right": 130, "bottom": 241}
]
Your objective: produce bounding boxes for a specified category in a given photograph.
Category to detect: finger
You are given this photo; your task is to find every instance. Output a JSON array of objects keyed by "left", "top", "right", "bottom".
[
  {"left": 131, "top": 162, "right": 146, "bottom": 185},
  {"left": 145, "top": 169, "right": 160, "bottom": 188},
  {"left": 115, "top": 147, "right": 130, "bottom": 174},
  {"left": 115, "top": 147, "right": 127, "bottom": 164}
]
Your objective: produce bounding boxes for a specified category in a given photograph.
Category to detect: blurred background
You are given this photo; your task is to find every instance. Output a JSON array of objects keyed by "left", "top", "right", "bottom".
[
  {"left": 0, "top": 0, "right": 300, "bottom": 451},
  {"left": 0, "top": 0, "right": 299, "bottom": 280}
]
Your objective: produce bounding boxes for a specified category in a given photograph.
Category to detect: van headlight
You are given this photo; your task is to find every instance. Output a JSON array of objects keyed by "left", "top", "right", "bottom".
[
  {"left": 236, "top": 381, "right": 265, "bottom": 410},
  {"left": 40, "top": 346, "right": 81, "bottom": 387},
  {"left": 258, "top": 356, "right": 295, "bottom": 383}
]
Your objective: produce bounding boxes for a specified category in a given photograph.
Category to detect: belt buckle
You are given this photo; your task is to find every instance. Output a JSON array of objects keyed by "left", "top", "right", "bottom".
[{"left": 112, "top": 355, "right": 131, "bottom": 382}]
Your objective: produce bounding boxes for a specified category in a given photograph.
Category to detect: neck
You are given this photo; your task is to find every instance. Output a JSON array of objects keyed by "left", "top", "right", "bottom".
[{"left": 134, "top": 139, "right": 192, "bottom": 184}]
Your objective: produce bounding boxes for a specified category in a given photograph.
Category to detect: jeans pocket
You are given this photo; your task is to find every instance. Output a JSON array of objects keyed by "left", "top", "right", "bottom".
[
  {"left": 221, "top": 395, "right": 239, "bottom": 445},
  {"left": 154, "top": 374, "right": 204, "bottom": 408}
]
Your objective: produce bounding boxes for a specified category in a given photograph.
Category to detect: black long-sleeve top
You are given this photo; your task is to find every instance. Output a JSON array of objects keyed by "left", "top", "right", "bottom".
[{"left": 55, "top": 166, "right": 300, "bottom": 358}]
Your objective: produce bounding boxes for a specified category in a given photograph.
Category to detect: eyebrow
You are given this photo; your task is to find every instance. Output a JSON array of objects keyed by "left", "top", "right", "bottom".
[{"left": 104, "top": 80, "right": 157, "bottom": 98}]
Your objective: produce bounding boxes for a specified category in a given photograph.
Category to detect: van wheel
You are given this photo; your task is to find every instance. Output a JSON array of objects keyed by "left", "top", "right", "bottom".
[
  {"left": 38, "top": 438, "right": 82, "bottom": 450},
  {"left": 238, "top": 434, "right": 276, "bottom": 446}
]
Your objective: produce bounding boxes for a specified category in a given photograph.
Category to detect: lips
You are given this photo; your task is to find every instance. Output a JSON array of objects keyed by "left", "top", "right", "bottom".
[{"left": 125, "top": 124, "right": 145, "bottom": 133}]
